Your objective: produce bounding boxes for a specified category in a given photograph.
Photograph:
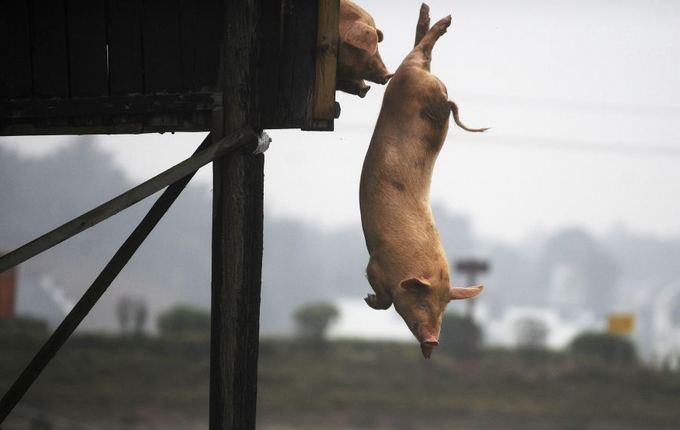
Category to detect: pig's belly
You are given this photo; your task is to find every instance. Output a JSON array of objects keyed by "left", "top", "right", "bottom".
[{"left": 360, "top": 186, "right": 438, "bottom": 256}]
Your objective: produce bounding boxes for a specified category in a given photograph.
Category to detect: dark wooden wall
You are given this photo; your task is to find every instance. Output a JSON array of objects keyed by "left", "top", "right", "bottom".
[{"left": 0, "top": 0, "right": 335, "bottom": 135}]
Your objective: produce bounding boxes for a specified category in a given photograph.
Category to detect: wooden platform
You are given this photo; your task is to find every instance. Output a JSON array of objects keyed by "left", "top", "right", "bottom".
[{"left": 0, "top": 0, "right": 338, "bottom": 135}]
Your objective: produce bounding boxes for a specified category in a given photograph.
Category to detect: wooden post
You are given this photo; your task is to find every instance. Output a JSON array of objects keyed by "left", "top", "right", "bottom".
[
  {"left": 210, "top": 1, "right": 263, "bottom": 429},
  {"left": 210, "top": 153, "right": 263, "bottom": 430}
]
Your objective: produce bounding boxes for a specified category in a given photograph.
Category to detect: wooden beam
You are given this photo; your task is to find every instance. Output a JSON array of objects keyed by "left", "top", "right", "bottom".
[
  {"left": 210, "top": 0, "right": 263, "bottom": 429},
  {"left": 0, "top": 129, "right": 256, "bottom": 274},
  {"left": 0, "top": 93, "right": 218, "bottom": 136},
  {"left": 210, "top": 151, "right": 263, "bottom": 430},
  {"left": 305, "top": 0, "right": 339, "bottom": 131},
  {"left": 0, "top": 94, "right": 218, "bottom": 118},
  {"left": 0, "top": 135, "right": 219, "bottom": 423}
]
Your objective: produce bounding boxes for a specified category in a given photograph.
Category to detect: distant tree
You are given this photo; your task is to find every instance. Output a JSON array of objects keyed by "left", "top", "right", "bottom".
[
  {"left": 132, "top": 299, "right": 148, "bottom": 336},
  {"left": 570, "top": 332, "right": 637, "bottom": 365},
  {"left": 157, "top": 305, "right": 210, "bottom": 338},
  {"left": 515, "top": 317, "right": 549, "bottom": 350},
  {"left": 117, "top": 295, "right": 149, "bottom": 336},
  {"left": 293, "top": 302, "right": 339, "bottom": 341},
  {"left": 440, "top": 312, "right": 483, "bottom": 358},
  {"left": 116, "top": 296, "right": 133, "bottom": 334}
]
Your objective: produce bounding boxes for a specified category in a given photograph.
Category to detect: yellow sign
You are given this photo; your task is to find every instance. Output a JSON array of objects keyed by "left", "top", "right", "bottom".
[{"left": 607, "top": 313, "right": 634, "bottom": 335}]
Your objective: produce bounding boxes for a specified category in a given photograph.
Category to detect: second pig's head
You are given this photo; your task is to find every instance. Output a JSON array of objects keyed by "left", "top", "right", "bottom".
[
  {"left": 337, "top": 0, "right": 393, "bottom": 87},
  {"left": 393, "top": 276, "right": 483, "bottom": 359}
]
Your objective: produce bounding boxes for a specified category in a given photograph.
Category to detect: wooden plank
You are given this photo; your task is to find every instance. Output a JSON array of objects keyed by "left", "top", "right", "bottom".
[
  {"left": 305, "top": 0, "right": 339, "bottom": 130},
  {"left": 108, "top": 0, "right": 144, "bottom": 96},
  {"left": 0, "top": 93, "right": 217, "bottom": 118},
  {"left": 268, "top": 0, "right": 297, "bottom": 128},
  {"left": 179, "top": 0, "right": 223, "bottom": 92},
  {"left": 0, "top": 111, "right": 212, "bottom": 136},
  {"left": 0, "top": 130, "right": 255, "bottom": 275},
  {"left": 30, "top": 0, "right": 70, "bottom": 98},
  {"left": 67, "top": 0, "right": 108, "bottom": 97},
  {"left": 143, "top": 0, "right": 182, "bottom": 94},
  {"left": 0, "top": 134, "right": 216, "bottom": 423},
  {"left": 256, "top": 0, "right": 282, "bottom": 127},
  {"left": 289, "top": 0, "right": 317, "bottom": 127},
  {"left": 0, "top": 0, "right": 33, "bottom": 100},
  {"left": 0, "top": 114, "right": 214, "bottom": 136}
]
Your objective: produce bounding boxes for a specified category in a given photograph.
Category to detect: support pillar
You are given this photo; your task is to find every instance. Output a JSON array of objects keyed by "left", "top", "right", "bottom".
[{"left": 210, "top": 151, "right": 264, "bottom": 430}]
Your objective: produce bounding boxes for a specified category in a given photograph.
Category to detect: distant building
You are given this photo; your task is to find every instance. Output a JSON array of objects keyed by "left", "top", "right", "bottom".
[{"left": 649, "top": 280, "right": 680, "bottom": 369}]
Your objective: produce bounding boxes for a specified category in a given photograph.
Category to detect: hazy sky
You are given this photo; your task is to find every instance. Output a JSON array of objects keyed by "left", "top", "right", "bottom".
[{"left": 2, "top": 0, "right": 679, "bottom": 243}]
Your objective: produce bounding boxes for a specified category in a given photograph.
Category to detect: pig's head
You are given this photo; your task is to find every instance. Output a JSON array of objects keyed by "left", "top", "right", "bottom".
[
  {"left": 393, "top": 276, "right": 483, "bottom": 359},
  {"left": 337, "top": 0, "right": 393, "bottom": 93}
]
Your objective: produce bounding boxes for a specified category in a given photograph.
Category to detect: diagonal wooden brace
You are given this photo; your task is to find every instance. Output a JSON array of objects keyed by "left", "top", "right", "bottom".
[{"left": 0, "top": 129, "right": 257, "bottom": 274}]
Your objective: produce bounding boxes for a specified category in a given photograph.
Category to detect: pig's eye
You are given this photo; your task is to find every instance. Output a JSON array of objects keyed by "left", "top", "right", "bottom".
[{"left": 376, "top": 29, "right": 384, "bottom": 43}]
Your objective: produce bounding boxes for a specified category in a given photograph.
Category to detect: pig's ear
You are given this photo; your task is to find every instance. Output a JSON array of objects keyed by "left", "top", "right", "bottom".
[
  {"left": 449, "top": 285, "right": 484, "bottom": 301},
  {"left": 400, "top": 277, "right": 432, "bottom": 291},
  {"left": 343, "top": 21, "right": 379, "bottom": 54}
]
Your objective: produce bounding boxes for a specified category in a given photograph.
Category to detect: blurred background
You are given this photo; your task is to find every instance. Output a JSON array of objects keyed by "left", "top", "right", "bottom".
[{"left": 1, "top": 0, "right": 679, "bottom": 428}]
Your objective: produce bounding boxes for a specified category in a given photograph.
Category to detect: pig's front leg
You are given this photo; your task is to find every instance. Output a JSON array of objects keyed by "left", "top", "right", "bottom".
[
  {"left": 365, "top": 259, "right": 393, "bottom": 309},
  {"left": 365, "top": 292, "right": 392, "bottom": 309},
  {"left": 337, "top": 79, "right": 371, "bottom": 98}
]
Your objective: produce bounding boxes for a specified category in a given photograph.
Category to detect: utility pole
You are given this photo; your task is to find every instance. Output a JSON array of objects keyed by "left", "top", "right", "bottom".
[{"left": 454, "top": 258, "right": 490, "bottom": 321}]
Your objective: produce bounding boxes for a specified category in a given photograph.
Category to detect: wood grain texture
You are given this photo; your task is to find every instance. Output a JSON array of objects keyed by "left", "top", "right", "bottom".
[
  {"left": 305, "top": 0, "right": 339, "bottom": 130},
  {"left": 210, "top": 1, "right": 263, "bottom": 429}
]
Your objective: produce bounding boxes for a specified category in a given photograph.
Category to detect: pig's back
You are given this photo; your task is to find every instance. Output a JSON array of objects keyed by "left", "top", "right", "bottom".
[{"left": 359, "top": 68, "right": 449, "bottom": 257}]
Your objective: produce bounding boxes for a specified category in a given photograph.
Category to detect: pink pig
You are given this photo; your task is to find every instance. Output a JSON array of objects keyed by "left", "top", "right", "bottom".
[
  {"left": 359, "top": 4, "right": 488, "bottom": 358},
  {"left": 336, "top": 0, "right": 393, "bottom": 97}
]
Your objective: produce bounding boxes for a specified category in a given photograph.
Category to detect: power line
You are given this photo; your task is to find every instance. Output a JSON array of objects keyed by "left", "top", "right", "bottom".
[
  {"left": 453, "top": 133, "right": 680, "bottom": 157},
  {"left": 456, "top": 93, "right": 680, "bottom": 117}
]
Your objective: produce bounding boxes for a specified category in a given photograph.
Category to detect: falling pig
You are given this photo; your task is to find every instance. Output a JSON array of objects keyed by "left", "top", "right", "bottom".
[
  {"left": 359, "top": 3, "right": 488, "bottom": 359},
  {"left": 336, "top": 0, "right": 393, "bottom": 97}
]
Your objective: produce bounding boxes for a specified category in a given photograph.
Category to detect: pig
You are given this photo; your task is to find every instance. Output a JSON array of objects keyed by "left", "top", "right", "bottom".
[
  {"left": 359, "top": 3, "right": 488, "bottom": 359},
  {"left": 337, "top": 0, "right": 393, "bottom": 97}
]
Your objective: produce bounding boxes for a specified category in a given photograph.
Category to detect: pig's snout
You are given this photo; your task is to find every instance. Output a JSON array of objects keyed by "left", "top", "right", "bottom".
[{"left": 420, "top": 338, "right": 439, "bottom": 359}]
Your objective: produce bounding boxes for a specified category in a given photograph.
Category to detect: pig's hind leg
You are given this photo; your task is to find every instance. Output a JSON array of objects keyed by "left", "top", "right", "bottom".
[
  {"left": 414, "top": 3, "right": 431, "bottom": 47},
  {"left": 448, "top": 100, "right": 489, "bottom": 133},
  {"left": 413, "top": 14, "right": 452, "bottom": 70}
]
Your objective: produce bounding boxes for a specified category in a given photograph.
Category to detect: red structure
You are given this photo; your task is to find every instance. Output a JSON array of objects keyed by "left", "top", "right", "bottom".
[{"left": 0, "top": 257, "right": 17, "bottom": 318}]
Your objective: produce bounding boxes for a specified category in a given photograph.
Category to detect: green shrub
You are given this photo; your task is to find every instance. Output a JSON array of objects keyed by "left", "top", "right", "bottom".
[
  {"left": 0, "top": 316, "right": 48, "bottom": 340},
  {"left": 570, "top": 332, "right": 637, "bottom": 365},
  {"left": 157, "top": 305, "right": 210, "bottom": 339},
  {"left": 440, "top": 311, "right": 483, "bottom": 359},
  {"left": 293, "top": 302, "right": 339, "bottom": 341}
]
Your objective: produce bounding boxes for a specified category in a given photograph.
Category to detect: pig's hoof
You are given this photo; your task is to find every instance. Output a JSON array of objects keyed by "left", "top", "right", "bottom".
[
  {"left": 358, "top": 86, "right": 371, "bottom": 98},
  {"left": 435, "top": 15, "right": 452, "bottom": 34},
  {"left": 365, "top": 294, "right": 392, "bottom": 309}
]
